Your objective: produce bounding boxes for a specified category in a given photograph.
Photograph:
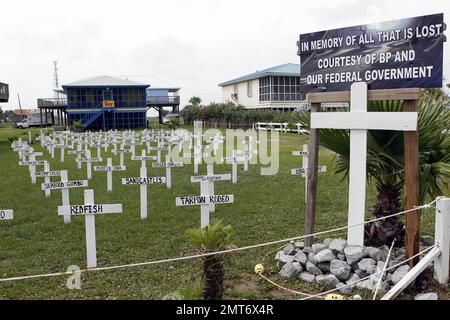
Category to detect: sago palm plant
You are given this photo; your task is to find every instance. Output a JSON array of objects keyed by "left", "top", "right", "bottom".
[
  {"left": 297, "top": 89, "right": 450, "bottom": 246},
  {"left": 186, "top": 220, "right": 234, "bottom": 300}
]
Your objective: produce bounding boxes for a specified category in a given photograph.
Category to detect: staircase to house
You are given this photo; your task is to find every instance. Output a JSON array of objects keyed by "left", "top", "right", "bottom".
[{"left": 79, "top": 110, "right": 103, "bottom": 131}]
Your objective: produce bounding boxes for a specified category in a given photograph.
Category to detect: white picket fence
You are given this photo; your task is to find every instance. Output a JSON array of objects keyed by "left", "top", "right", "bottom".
[{"left": 254, "top": 122, "right": 307, "bottom": 134}]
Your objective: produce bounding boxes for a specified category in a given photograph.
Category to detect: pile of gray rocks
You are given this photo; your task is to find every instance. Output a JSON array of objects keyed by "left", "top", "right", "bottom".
[{"left": 275, "top": 238, "right": 412, "bottom": 295}]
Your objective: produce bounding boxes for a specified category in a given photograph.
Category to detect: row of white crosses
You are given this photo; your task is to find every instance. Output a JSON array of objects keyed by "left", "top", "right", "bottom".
[{"left": 291, "top": 144, "right": 326, "bottom": 204}]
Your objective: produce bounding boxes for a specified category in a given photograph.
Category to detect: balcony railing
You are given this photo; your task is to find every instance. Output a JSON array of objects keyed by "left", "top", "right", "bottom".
[
  {"left": 0, "top": 82, "right": 9, "bottom": 102},
  {"left": 37, "top": 98, "right": 68, "bottom": 108},
  {"left": 147, "top": 96, "right": 180, "bottom": 105}
]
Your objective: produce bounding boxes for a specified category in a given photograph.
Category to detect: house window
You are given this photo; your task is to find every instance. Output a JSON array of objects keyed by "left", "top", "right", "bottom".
[
  {"left": 269, "top": 76, "right": 301, "bottom": 102},
  {"left": 247, "top": 81, "right": 252, "bottom": 97},
  {"left": 103, "top": 90, "right": 113, "bottom": 101}
]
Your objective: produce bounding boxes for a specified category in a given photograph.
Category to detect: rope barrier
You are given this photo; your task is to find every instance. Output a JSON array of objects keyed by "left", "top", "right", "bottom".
[{"left": 0, "top": 201, "right": 437, "bottom": 283}]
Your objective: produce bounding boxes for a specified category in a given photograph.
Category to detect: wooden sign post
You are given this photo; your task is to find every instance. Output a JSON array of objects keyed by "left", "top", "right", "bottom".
[
  {"left": 0, "top": 210, "right": 13, "bottom": 221},
  {"left": 77, "top": 150, "right": 102, "bottom": 180},
  {"left": 121, "top": 173, "right": 166, "bottom": 220},
  {"left": 58, "top": 189, "right": 122, "bottom": 268},
  {"left": 94, "top": 158, "right": 126, "bottom": 192},
  {"left": 42, "top": 170, "right": 89, "bottom": 224},
  {"left": 176, "top": 193, "right": 234, "bottom": 228},
  {"left": 306, "top": 85, "right": 419, "bottom": 249}
]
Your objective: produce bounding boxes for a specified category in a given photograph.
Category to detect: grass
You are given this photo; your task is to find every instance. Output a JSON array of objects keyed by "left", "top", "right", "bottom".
[{"left": 0, "top": 125, "right": 440, "bottom": 300}]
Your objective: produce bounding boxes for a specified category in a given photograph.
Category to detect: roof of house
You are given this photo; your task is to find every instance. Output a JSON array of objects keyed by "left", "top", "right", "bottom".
[
  {"left": 218, "top": 63, "right": 300, "bottom": 87},
  {"left": 14, "top": 109, "right": 39, "bottom": 116},
  {"left": 62, "top": 75, "right": 149, "bottom": 88}
]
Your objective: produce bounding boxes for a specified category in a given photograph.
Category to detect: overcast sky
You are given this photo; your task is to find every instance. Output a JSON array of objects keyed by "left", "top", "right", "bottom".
[{"left": 0, "top": 0, "right": 449, "bottom": 112}]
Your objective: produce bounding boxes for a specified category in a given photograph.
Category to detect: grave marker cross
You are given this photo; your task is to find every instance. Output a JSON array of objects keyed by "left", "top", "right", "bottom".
[{"left": 310, "top": 82, "right": 418, "bottom": 246}]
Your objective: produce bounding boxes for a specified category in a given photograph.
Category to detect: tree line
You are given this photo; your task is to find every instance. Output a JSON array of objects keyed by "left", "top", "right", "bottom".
[{"left": 180, "top": 97, "right": 301, "bottom": 125}]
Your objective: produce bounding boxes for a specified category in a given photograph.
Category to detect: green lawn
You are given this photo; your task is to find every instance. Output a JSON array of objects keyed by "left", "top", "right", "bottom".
[{"left": 0, "top": 126, "right": 438, "bottom": 299}]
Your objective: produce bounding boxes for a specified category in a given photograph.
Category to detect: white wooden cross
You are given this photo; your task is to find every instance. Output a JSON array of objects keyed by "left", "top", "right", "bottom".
[
  {"left": 222, "top": 153, "right": 238, "bottom": 184},
  {"left": 176, "top": 192, "right": 234, "bottom": 228},
  {"left": 311, "top": 82, "right": 417, "bottom": 246},
  {"left": 131, "top": 150, "right": 157, "bottom": 168},
  {"left": 191, "top": 166, "right": 231, "bottom": 214},
  {"left": 19, "top": 156, "right": 47, "bottom": 184},
  {"left": 76, "top": 150, "right": 102, "bottom": 180},
  {"left": 68, "top": 145, "right": 85, "bottom": 169},
  {"left": 152, "top": 155, "right": 184, "bottom": 189},
  {"left": 113, "top": 145, "right": 132, "bottom": 166},
  {"left": 42, "top": 170, "right": 89, "bottom": 224},
  {"left": 58, "top": 189, "right": 122, "bottom": 268},
  {"left": 121, "top": 171, "right": 166, "bottom": 220},
  {"left": 55, "top": 143, "right": 73, "bottom": 163},
  {"left": 94, "top": 158, "right": 126, "bottom": 192},
  {"left": 0, "top": 209, "right": 13, "bottom": 221},
  {"left": 34, "top": 162, "right": 62, "bottom": 197},
  {"left": 291, "top": 144, "right": 326, "bottom": 204}
]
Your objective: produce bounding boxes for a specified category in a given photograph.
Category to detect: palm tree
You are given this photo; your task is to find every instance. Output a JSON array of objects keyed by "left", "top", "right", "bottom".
[
  {"left": 186, "top": 220, "right": 234, "bottom": 300},
  {"left": 189, "top": 96, "right": 202, "bottom": 107},
  {"left": 297, "top": 89, "right": 450, "bottom": 246}
]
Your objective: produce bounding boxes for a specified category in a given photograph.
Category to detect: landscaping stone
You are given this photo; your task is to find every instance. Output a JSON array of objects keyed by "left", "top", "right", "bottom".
[
  {"left": 293, "top": 250, "right": 308, "bottom": 265},
  {"left": 302, "top": 246, "right": 313, "bottom": 254},
  {"left": 283, "top": 243, "right": 296, "bottom": 255},
  {"left": 377, "top": 245, "right": 389, "bottom": 261},
  {"left": 328, "top": 239, "right": 347, "bottom": 253},
  {"left": 294, "top": 241, "right": 305, "bottom": 249},
  {"left": 364, "top": 246, "right": 382, "bottom": 261},
  {"left": 391, "top": 265, "right": 410, "bottom": 285},
  {"left": 414, "top": 292, "right": 438, "bottom": 300},
  {"left": 346, "top": 273, "right": 361, "bottom": 287},
  {"left": 357, "top": 258, "right": 377, "bottom": 272},
  {"left": 312, "top": 243, "right": 327, "bottom": 254},
  {"left": 316, "top": 274, "right": 340, "bottom": 287},
  {"left": 279, "top": 262, "right": 299, "bottom": 278},
  {"left": 292, "top": 261, "right": 303, "bottom": 274},
  {"left": 278, "top": 253, "right": 295, "bottom": 265},
  {"left": 318, "top": 262, "right": 330, "bottom": 273},
  {"left": 337, "top": 253, "right": 346, "bottom": 261},
  {"left": 323, "top": 238, "right": 333, "bottom": 247},
  {"left": 275, "top": 251, "right": 283, "bottom": 260},
  {"left": 299, "top": 271, "right": 316, "bottom": 283},
  {"left": 308, "top": 252, "right": 317, "bottom": 264},
  {"left": 344, "top": 245, "right": 365, "bottom": 265},
  {"left": 336, "top": 282, "right": 353, "bottom": 295},
  {"left": 420, "top": 235, "right": 435, "bottom": 246},
  {"left": 306, "top": 260, "right": 323, "bottom": 276},
  {"left": 330, "top": 259, "right": 351, "bottom": 281},
  {"left": 355, "top": 269, "right": 369, "bottom": 279},
  {"left": 355, "top": 279, "right": 375, "bottom": 291},
  {"left": 315, "top": 249, "right": 336, "bottom": 263}
]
